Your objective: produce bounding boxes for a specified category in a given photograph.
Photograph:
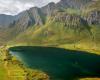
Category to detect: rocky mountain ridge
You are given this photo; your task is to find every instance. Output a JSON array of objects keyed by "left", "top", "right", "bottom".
[
  {"left": 0, "top": 0, "right": 95, "bottom": 29},
  {"left": 0, "top": 0, "right": 99, "bottom": 47}
]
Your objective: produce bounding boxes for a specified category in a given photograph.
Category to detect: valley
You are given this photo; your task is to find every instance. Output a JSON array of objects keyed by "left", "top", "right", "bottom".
[{"left": 0, "top": 0, "right": 100, "bottom": 80}]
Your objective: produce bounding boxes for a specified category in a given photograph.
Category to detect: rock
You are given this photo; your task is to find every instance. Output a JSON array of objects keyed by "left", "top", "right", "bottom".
[
  {"left": 41, "top": 2, "right": 57, "bottom": 17},
  {"left": 54, "top": 12, "right": 88, "bottom": 30},
  {"left": 86, "top": 11, "right": 100, "bottom": 25},
  {"left": 28, "top": 7, "right": 44, "bottom": 25}
]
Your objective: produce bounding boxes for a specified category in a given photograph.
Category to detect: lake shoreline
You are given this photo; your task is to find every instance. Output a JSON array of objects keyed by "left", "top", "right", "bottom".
[
  {"left": 9, "top": 46, "right": 100, "bottom": 80},
  {"left": 0, "top": 45, "right": 100, "bottom": 80},
  {"left": 0, "top": 46, "right": 49, "bottom": 80}
]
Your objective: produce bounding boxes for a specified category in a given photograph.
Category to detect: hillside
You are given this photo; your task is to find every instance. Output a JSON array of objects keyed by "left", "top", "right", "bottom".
[
  {"left": 8, "top": 0, "right": 100, "bottom": 52},
  {"left": 0, "top": 0, "right": 99, "bottom": 49},
  {"left": 11, "top": 12, "right": 90, "bottom": 44},
  {"left": 0, "top": 0, "right": 98, "bottom": 46}
]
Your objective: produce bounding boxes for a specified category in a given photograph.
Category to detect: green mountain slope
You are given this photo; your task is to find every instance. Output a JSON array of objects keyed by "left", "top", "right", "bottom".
[
  {"left": 8, "top": 0, "right": 100, "bottom": 52},
  {"left": 9, "top": 11, "right": 99, "bottom": 50},
  {"left": 0, "top": 0, "right": 99, "bottom": 52}
]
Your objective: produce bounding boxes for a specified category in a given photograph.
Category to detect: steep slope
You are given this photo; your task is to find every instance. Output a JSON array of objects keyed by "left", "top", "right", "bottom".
[
  {"left": 0, "top": 7, "right": 45, "bottom": 45},
  {"left": 7, "top": 0, "right": 100, "bottom": 51},
  {"left": 0, "top": 0, "right": 99, "bottom": 51},
  {"left": 14, "top": 7, "right": 44, "bottom": 28},
  {"left": 0, "top": 0, "right": 92, "bottom": 29},
  {"left": 0, "top": 0, "right": 93, "bottom": 29},
  {"left": 10, "top": 11, "right": 91, "bottom": 46},
  {"left": 82, "top": 0, "right": 100, "bottom": 48}
]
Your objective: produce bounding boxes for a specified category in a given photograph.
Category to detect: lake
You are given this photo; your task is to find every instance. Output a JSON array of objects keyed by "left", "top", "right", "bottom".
[{"left": 9, "top": 46, "right": 100, "bottom": 80}]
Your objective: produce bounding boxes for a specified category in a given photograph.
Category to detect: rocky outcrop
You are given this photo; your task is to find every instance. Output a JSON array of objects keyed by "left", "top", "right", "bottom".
[
  {"left": 53, "top": 12, "right": 89, "bottom": 30},
  {"left": 0, "top": 7, "right": 44, "bottom": 30},
  {"left": 11, "top": 7, "right": 44, "bottom": 31},
  {"left": 86, "top": 11, "right": 100, "bottom": 25},
  {"left": 13, "top": 11, "right": 33, "bottom": 31},
  {"left": 28, "top": 7, "right": 44, "bottom": 25},
  {"left": 0, "top": 0, "right": 93, "bottom": 29},
  {"left": 82, "top": 0, "right": 100, "bottom": 25},
  {"left": 41, "top": 2, "right": 56, "bottom": 16}
]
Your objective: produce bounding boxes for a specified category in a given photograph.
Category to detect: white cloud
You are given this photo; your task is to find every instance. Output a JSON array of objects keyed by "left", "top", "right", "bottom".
[{"left": 0, "top": 0, "right": 60, "bottom": 15}]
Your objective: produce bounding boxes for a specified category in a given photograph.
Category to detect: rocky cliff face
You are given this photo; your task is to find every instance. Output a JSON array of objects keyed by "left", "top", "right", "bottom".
[
  {"left": 86, "top": 11, "right": 100, "bottom": 25},
  {"left": 83, "top": 0, "right": 100, "bottom": 25},
  {"left": 13, "top": 11, "right": 32, "bottom": 31},
  {"left": 53, "top": 12, "right": 89, "bottom": 31},
  {"left": 9, "top": 7, "right": 44, "bottom": 32},
  {"left": 0, "top": 0, "right": 93, "bottom": 29},
  {"left": 28, "top": 7, "right": 44, "bottom": 25},
  {"left": 41, "top": 2, "right": 57, "bottom": 16}
]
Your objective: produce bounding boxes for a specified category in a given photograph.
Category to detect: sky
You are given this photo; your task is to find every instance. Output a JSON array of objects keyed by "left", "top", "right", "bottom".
[{"left": 0, "top": 0, "right": 60, "bottom": 15}]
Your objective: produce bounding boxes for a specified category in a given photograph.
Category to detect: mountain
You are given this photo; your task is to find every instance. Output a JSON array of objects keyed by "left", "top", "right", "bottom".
[
  {"left": 0, "top": 14, "right": 14, "bottom": 28},
  {"left": 0, "top": 0, "right": 99, "bottom": 51},
  {"left": 12, "top": 12, "right": 90, "bottom": 45},
  {"left": 0, "top": 0, "right": 93, "bottom": 29},
  {"left": 82, "top": 0, "right": 100, "bottom": 25},
  {"left": 57, "top": 0, "right": 92, "bottom": 9}
]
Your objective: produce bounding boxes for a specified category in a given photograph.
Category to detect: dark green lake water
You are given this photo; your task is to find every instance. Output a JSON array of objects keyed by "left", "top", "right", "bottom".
[{"left": 9, "top": 46, "right": 100, "bottom": 80}]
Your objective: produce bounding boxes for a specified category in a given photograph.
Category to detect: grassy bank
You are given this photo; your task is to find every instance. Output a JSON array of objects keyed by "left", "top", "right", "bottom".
[{"left": 0, "top": 46, "right": 49, "bottom": 80}]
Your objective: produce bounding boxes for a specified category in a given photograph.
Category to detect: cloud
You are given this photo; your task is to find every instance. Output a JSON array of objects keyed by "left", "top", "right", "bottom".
[{"left": 0, "top": 0, "right": 60, "bottom": 15}]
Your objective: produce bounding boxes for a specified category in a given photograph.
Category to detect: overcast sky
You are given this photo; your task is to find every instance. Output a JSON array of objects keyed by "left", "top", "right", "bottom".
[{"left": 0, "top": 0, "right": 60, "bottom": 15}]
